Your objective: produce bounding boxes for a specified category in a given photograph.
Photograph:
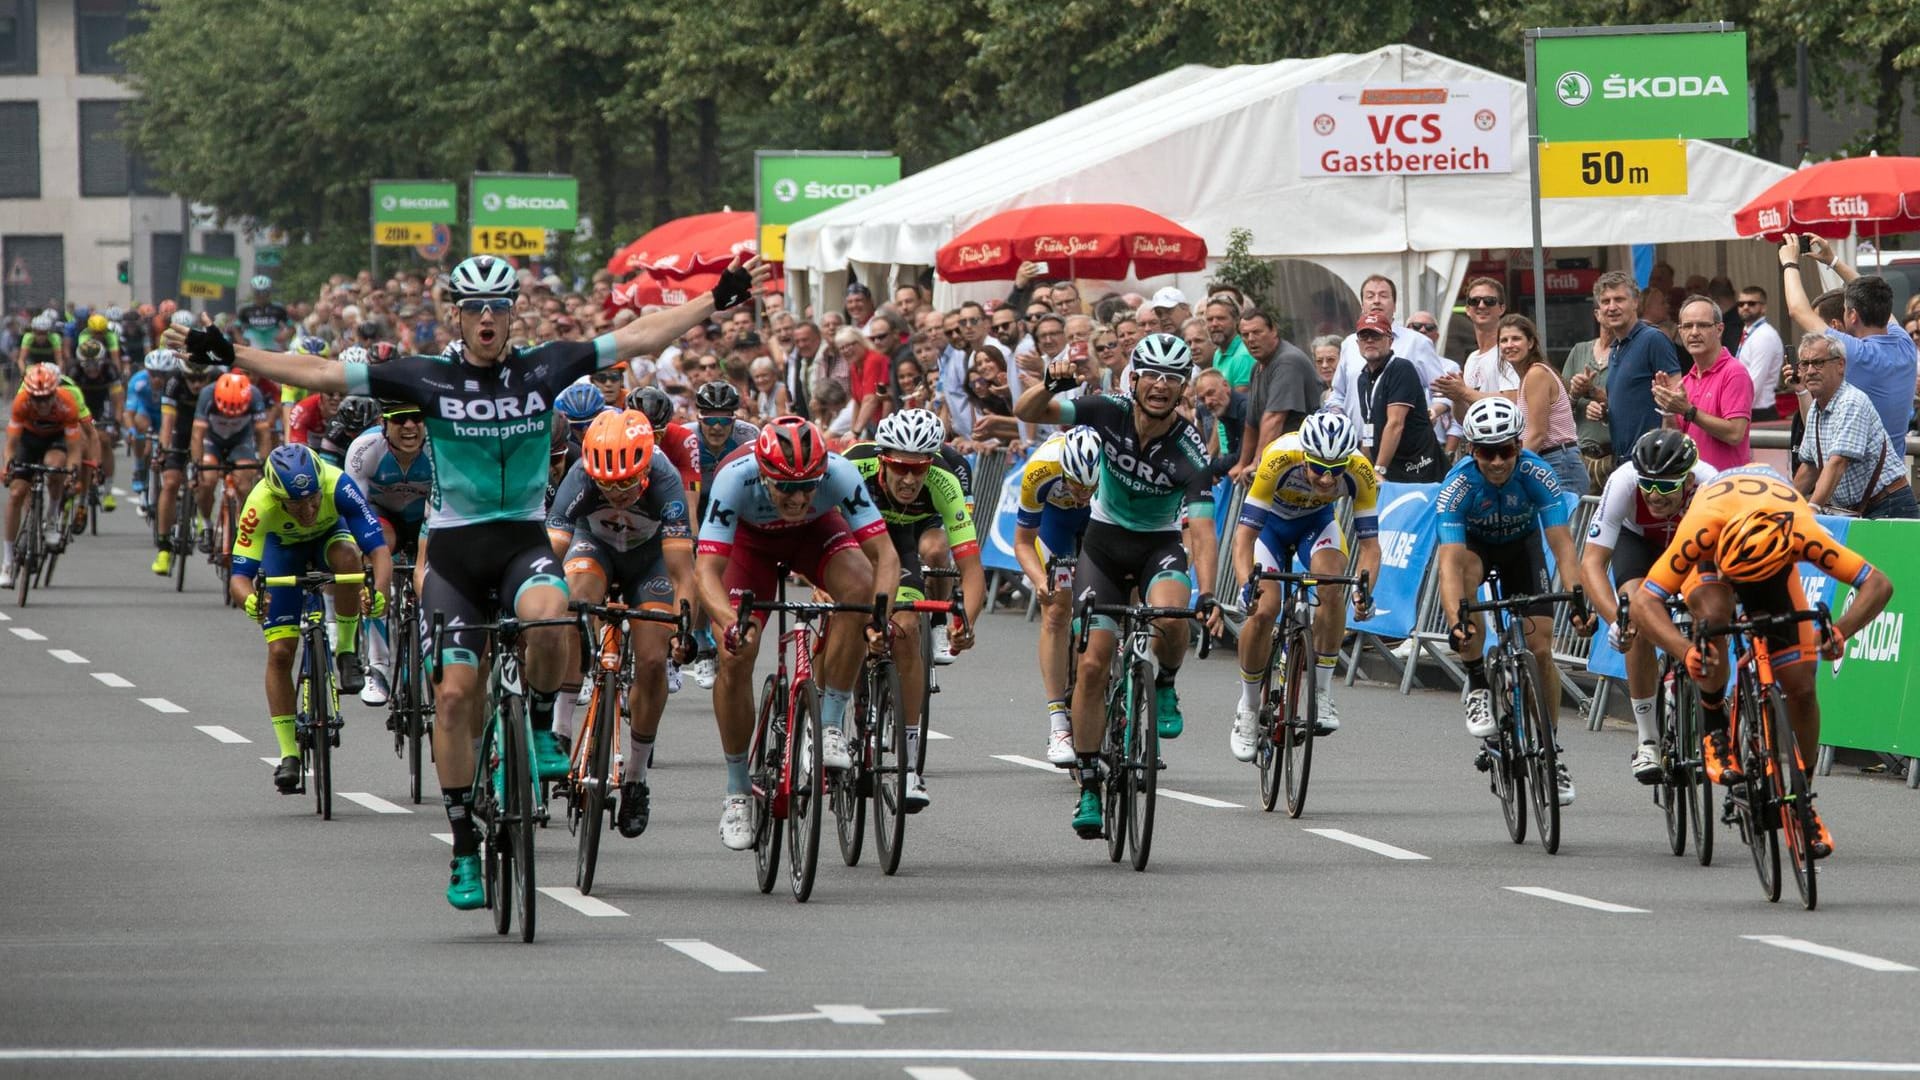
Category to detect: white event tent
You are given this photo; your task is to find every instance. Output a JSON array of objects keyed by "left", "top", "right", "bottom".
[{"left": 782, "top": 44, "right": 1793, "bottom": 324}]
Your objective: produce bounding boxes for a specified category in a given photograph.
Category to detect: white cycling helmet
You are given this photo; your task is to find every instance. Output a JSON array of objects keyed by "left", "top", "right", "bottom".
[
  {"left": 875, "top": 408, "right": 945, "bottom": 455},
  {"left": 1058, "top": 426, "right": 1102, "bottom": 487},
  {"left": 449, "top": 255, "right": 519, "bottom": 300},
  {"left": 143, "top": 348, "right": 181, "bottom": 374},
  {"left": 336, "top": 345, "right": 369, "bottom": 366},
  {"left": 1129, "top": 332, "right": 1192, "bottom": 378},
  {"left": 30, "top": 314, "right": 51, "bottom": 332},
  {"left": 170, "top": 310, "right": 196, "bottom": 329},
  {"left": 105, "top": 306, "right": 124, "bottom": 322},
  {"left": 1298, "top": 411, "right": 1360, "bottom": 464},
  {"left": 1462, "top": 396, "right": 1523, "bottom": 445},
  {"left": 251, "top": 274, "right": 273, "bottom": 291}
]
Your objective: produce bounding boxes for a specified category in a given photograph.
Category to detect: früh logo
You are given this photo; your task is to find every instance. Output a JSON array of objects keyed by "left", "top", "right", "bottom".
[
  {"left": 1031, "top": 235, "right": 1103, "bottom": 258},
  {"left": 954, "top": 243, "right": 1005, "bottom": 267},
  {"left": 1827, "top": 196, "right": 1871, "bottom": 218},
  {"left": 1130, "top": 236, "right": 1188, "bottom": 258},
  {"left": 1756, "top": 208, "right": 1783, "bottom": 231}
]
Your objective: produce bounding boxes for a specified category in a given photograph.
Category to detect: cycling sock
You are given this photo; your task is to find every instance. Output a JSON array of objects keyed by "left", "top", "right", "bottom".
[
  {"left": 271, "top": 714, "right": 298, "bottom": 758},
  {"left": 1698, "top": 689, "right": 1728, "bottom": 734},
  {"left": 1155, "top": 665, "right": 1179, "bottom": 690},
  {"left": 1237, "top": 668, "right": 1263, "bottom": 710},
  {"left": 365, "top": 617, "right": 390, "bottom": 672},
  {"left": 1631, "top": 696, "right": 1656, "bottom": 743},
  {"left": 905, "top": 725, "right": 922, "bottom": 772},
  {"left": 1077, "top": 752, "right": 1102, "bottom": 790},
  {"left": 1047, "top": 699, "right": 1071, "bottom": 734},
  {"left": 1, "top": 540, "right": 11, "bottom": 565},
  {"left": 528, "top": 689, "right": 557, "bottom": 733},
  {"left": 1316, "top": 653, "right": 1337, "bottom": 696},
  {"left": 820, "top": 685, "right": 851, "bottom": 733},
  {"left": 553, "top": 692, "right": 578, "bottom": 744},
  {"left": 1464, "top": 658, "right": 1488, "bottom": 692},
  {"left": 724, "top": 751, "right": 751, "bottom": 796},
  {"left": 443, "top": 787, "right": 480, "bottom": 856},
  {"left": 628, "top": 731, "right": 655, "bottom": 785},
  {"left": 335, "top": 614, "right": 360, "bottom": 654}
]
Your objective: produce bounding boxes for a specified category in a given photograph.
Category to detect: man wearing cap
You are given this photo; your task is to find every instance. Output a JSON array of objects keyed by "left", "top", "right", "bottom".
[{"left": 1354, "top": 311, "right": 1445, "bottom": 482}]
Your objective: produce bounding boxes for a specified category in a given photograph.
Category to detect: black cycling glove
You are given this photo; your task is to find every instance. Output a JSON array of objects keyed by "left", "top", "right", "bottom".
[
  {"left": 710, "top": 264, "right": 753, "bottom": 311},
  {"left": 183, "top": 326, "right": 235, "bottom": 368}
]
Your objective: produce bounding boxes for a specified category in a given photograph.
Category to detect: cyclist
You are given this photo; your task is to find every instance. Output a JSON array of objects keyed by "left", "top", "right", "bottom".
[
  {"left": 230, "top": 444, "right": 391, "bottom": 793},
  {"left": 3, "top": 364, "right": 84, "bottom": 586},
  {"left": 1630, "top": 463, "right": 1894, "bottom": 858},
  {"left": 697, "top": 415, "right": 898, "bottom": 850},
  {"left": 124, "top": 349, "right": 175, "bottom": 509},
  {"left": 281, "top": 336, "right": 336, "bottom": 424},
  {"left": 1011, "top": 426, "right": 1101, "bottom": 765},
  {"left": 1229, "top": 412, "right": 1383, "bottom": 761},
  {"left": 189, "top": 372, "right": 273, "bottom": 551},
  {"left": 152, "top": 357, "right": 218, "bottom": 575},
  {"left": 238, "top": 275, "right": 291, "bottom": 352},
  {"left": 1013, "top": 332, "right": 1222, "bottom": 839},
  {"left": 321, "top": 395, "right": 382, "bottom": 463},
  {"left": 588, "top": 362, "right": 630, "bottom": 409},
  {"left": 545, "top": 409, "right": 695, "bottom": 838},
  {"left": 1436, "top": 396, "right": 1592, "bottom": 806},
  {"left": 687, "top": 380, "right": 760, "bottom": 690},
  {"left": 66, "top": 337, "right": 123, "bottom": 512},
  {"left": 636, "top": 385, "right": 701, "bottom": 499},
  {"left": 20, "top": 314, "right": 67, "bottom": 374},
  {"left": 843, "top": 408, "right": 985, "bottom": 808},
  {"left": 554, "top": 380, "right": 608, "bottom": 472},
  {"left": 76, "top": 313, "right": 122, "bottom": 369},
  {"left": 169, "top": 251, "right": 767, "bottom": 910},
  {"left": 1578, "top": 429, "right": 1716, "bottom": 783},
  {"left": 345, "top": 399, "right": 435, "bottom": 707}
]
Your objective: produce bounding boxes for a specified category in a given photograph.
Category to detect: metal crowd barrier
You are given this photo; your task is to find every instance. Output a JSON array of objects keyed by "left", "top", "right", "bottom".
[{"left": 966, "top": 446, "right": 1016, "bottom": 614}]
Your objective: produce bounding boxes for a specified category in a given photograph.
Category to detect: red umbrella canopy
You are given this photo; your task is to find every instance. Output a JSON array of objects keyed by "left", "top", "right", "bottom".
[
  {"left": 936, "top": 203, "right": 1207, "bottom": 282},
  {"left": 607, "top": 210, "right": 757, "bottom": 278},
  {"left": 605, "top": 269, "right": 783, "bottom": 313},
  {"left": 1734, "top": 155, "right": 1920, "bottom": 240}
]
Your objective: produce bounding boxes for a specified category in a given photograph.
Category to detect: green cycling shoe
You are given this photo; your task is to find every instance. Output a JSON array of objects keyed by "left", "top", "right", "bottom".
[
  {"left": 530, "top": 729, "right": 571, "bottom": 783},
  {"left": 1071, "top": 788, "right": 1103, "bottom": 838},
  {"left": 1155, "top": 683, "right": 1183, "bottom": 739},
  {"left": 446, "top": 855, "right": 484, "bottom": 910}
]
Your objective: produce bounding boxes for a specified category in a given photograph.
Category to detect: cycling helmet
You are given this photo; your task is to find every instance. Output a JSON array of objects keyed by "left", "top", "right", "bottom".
[
  {"left": 86, "top": 314, "right": 109, "bottom": 334},
  {"left": 213, "top": 372, "right": 254, "bottom": 416},
  {"left": 264, "top": 444, "right": 323, "bottom": 500},
  {"left": 1058, "top": 426, "right": 1102, "bottom": 488},
  {"left": 1299, "top": 411, "right": 1361, "bottom": 465},
  {"left": 1716, "top": 508, "right": 1798, "bottom": 583},
  {"left": 158, "top": 299, "right": 178, "bottom": 318},
  {"left": 875, "top": 408, "right": 944, "bottom": 455},
  {"left": 73, "top": 305, "right": 89, "bottom": 320},
  {"left": 356, "top": 320, "right": 383, "bottom": 341},
  {"left": 1630, "top": 428, "right": 1699, "bottom": 480},
  {"left": 143, "top": 348, "right": 180, "bottom": 374},
  {"left": 330, "top": 396, "right": 382, "bottom": 440},
  {"left": 635, "top": 386, "right": 674, "bottom": 429},
  {"left": 29, "top": 314, "right": 51, "bottom": 333},
  {"left": 289, "top": 335, "right": 331, "bottom": 358},
  {"left": 694, "top": 380, "right": 741, "bottom": 415},
  {"left": 170, "top": 310, "right": 196, "bottom": 329},
  {"left": 21, "top": 363, "right": 60, "bottom": 397},
  {"left": 441, "top": 340, "right": 467, "bottom": 360},
  {"left": 366, "top": 341, "right": 400, "bottom": 364},
  {"left": 251, "top": 275, "right": 273, "bottom": 291},
  {"left": 1462, "top": 396, "right": 1523, "bottom": 445},
  {"left": 555, "top": 382, "right": 606, "bottom": 426},
  {"left": 449, "top": 255, "right": 519, "bottom": 301},
  {"left": 76, "top": 338, "right": 106, "bottom": 362},
  {"left": 336, "top": 345, "right": 369, "bottom": 366},
  {"left": 754, "top": 415, "right": 829, "bottom": 482},
  {"left": 1129, "top": 332, "right": 1193, "bottom": 378},
  {"left": 581, "top": 409, "right": 655, "bottom": 485},
  {"left": 105, "top": 306, "right": 124, "bottom": 322}
]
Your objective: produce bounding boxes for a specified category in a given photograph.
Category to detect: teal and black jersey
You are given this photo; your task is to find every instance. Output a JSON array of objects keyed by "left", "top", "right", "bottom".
[
  {"left": 1055, "top": 392, "right": 1215, "bottom": 533},
  {"left": 345, "top": 335, "right": 619, "bottom": 528}
]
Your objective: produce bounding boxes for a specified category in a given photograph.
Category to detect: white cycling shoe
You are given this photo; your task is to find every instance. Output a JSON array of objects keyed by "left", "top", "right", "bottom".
[
  {"left": 1464, "top": 689, "right": 1497, "bottom": 738},
  {"left": 1229, "top": 707, "right": 1259, "bottom": 762},
  {"left": 1045, "top": 728, "right": 1076, "bottom": 766},
  {"left": 719, "top": 795, "right": 754, "bottom": 851},
  {"left": 819, "top": 726, "right": 852, "bottom": 771}
]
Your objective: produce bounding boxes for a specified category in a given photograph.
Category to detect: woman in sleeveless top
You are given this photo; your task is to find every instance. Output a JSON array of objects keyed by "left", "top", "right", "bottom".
[{"left": 1500, "top": 314, "right": 1589, "bottom": 495}]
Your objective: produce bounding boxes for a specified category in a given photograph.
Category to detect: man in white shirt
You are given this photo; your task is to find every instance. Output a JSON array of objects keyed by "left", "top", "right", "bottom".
[
  {"left": 1735, "top": 285, "right": 1785, "bottom": 421},
  {"left": 1433, "top": 276, "right": 1520, "bottom": 414},
  {"left": 1324, "top": 273, "right": 1455, "bottom": 441}
]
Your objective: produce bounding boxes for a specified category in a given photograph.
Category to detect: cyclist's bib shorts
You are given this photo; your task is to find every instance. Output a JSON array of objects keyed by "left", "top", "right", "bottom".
[
  {"left": 1073, "top": 520, "right": 1191, "bottom": 632},
  {"left": 421, "top": 521, "right": 569, "bottom": 669},
  {"left": 722, "top": 512, "right": 859, "bottom": 625}
]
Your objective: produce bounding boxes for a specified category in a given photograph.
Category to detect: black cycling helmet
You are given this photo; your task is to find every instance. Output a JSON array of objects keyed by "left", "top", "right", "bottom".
[
  {"left": 694, "top": 380, "right": 740, "bottom": 415},
  {"left": 330, "top": 396, "right": 383, "bottom": 442},
  {"left": 635, "top": 385, "right": 675, "bottom": 429},
  {"left": 1630, "top": 428, "right": 1699, "bottom": 480}
]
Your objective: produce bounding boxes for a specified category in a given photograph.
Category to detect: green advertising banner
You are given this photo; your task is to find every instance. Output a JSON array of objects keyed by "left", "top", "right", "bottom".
[
  {"left": 1814, "top": 519, "right": 1920, "bottom": 757},
  {"left": 370, "top": 180, "right": 458, "bottom": 225},
  {"left": 1535, "top": 31, "right": 1749, "bottom": 142},
  {"left": 755, "top": 152, "right": 901, "bottom": 262},
  {"left": 181, "top": 254, "right": 240, "bottom": 288},
  {"left": 470, "top": 174, "right": 579, "bottom": 231}
]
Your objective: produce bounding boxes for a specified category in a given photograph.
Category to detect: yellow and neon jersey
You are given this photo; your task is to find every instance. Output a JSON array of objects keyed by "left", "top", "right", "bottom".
[
  {"left": 229, "top": 459, "right": 385, "bottom": 569},
  {"left": 1016, "top": 433, "right": 1093, "bottom": 526},
  {"left": 1240, "top": 432, "right": 1380, "bottom": 533}
]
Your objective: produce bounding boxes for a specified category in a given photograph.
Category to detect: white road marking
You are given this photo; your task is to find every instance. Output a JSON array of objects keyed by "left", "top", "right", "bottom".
[
  {"left": 431, "top": 833, "right": 454, "bottom": 846},
  {"left": 1303, "top": 828, "right": 1430, "bottom": 861},
  {"left": 660, "top": 939, "right": 764, "bottom": 973},
  {"left": 9, "top": 627, "right": 46, "bottom": 641},
  {"left": 0, "top": 610, "right": 10, "bottom": 620},
  {"left": 538, "top": 887, "right": 627, "bottom": 917},
  {"left": 47, "top": 648, "right": 87, "bottom": 664},
  {"left": 194, "top": 725, "right": 249, "bottom": 744},
  {"left": 92, "top": 672, "right": 134, "bottom": 688},
  {"left": 736, "top": 1005, "right": 945, "bottom": 1025},
  {"left": 991, "top": 754, "right": 1060, "bottom": 772},
  {"left": 1743, "top": 935, "right": 1917, "bottom": 972},
  {"left": 1504, "top": 886, "right": 1647, "bottom": 914},
  {"left": 925, "top": 730, "right": 953, "bottom": 741},
  {"left": 906, "top": 1069, "right": 976, "bottom": 1080},
  {"left": 339, "top": 792, "right": 411, "bottom": 815},
  {"left": 139, "top": 697, "right": 187, "bottom": 714},
  {"left": 1159, "top": 789, "right": 1242, "bottom": 808}
]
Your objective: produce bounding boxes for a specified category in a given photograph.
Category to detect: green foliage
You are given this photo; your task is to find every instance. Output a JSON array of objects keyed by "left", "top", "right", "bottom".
[{"left": 1211, "top": 228, "right": 1275, "bottom": 308}]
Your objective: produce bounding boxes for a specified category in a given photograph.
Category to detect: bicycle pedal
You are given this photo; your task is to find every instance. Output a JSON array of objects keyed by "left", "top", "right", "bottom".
[{"left": 1474, "top": 748, "right": 1494, "bottom": 773}]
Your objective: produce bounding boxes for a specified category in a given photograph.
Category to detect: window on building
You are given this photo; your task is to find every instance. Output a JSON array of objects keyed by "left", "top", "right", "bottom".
[
  {"left": 4, "top": 235, "right": 64, "bottom": 315},
  {"left": 75, "top": 0, "right": 131, "bottom": 75},
  {"left": 0, "top": 0, "right": 38, "bottom": 76},
  {"left": 79, "top": 100, "right": 128, "bottom": 197},
  {"left": 0, "top": 102, "right": 39, "bottom": 198},
  {"left": 150, "top": 231, "right": 182, "bottom": 306}
]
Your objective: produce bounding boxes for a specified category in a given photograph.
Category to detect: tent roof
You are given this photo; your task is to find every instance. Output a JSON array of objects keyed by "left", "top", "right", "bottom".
[{"left": 784, "top": 44, "right": 1792, "bottom": 272}]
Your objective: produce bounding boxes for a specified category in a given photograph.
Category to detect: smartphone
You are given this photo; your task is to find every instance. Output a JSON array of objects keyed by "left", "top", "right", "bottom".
[
  {"left": 1798, "top": 235, "right": 1814, "bottom": 254},
  {"left": 1068, "top": 340, "right": 1089, "bottom": 364},
  {"left": 1032, "top": 261, "right": 1050, "bottom": 275}
]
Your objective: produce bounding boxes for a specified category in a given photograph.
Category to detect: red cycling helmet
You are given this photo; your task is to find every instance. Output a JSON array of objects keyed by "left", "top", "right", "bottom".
[{"left": 754, "top": 415, "right": 829, "bottom": 482}]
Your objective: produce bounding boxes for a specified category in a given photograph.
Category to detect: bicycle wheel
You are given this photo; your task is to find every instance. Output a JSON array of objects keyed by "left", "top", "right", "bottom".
[
  {"left": 1515, "top": 652, "right": 1559, "bottom": 855},
  {"left": 1255, "top": 628, "right": 1285, "bottom": 812},
  {"left": 1736, "top": 674, "right": 1781, "bottom": 903},
  {"left": 1281, "top": 628, "right": 1315, "bottom": 819},
  {"left": 914, "top": 616, "right": 933, "bottom": 776},
  {"left": 12, "top": 505, "right": 35, "bottom": 608},
  {"left": 1127, "top": 658, "right": 1159, "bottom": 872},
  {"left": 172, "top": 514, "right": 189, "bottom": 592},
  {"left": 1678, "top": 676, "right": 1713, "bottom": 866},
  {"left": 1655, "top": 671, "right": 1687, "bottom": 857},
  {"left": 871, "top": 661, "right": 909, "bottom": 876},
  {"left": 1768, "top": 689, "right": 1817, "bottom": 911},
  {"left": 1486, "top": 661, "right": 1526, "bottom": 845},
  {"left": 481, "top": 721, "right": 512, "bottom": 936},
  {"left": 307, "top": 637, "right": 336, "bottom": 822},
  {"left": 574, "top": 678, "right": 616, "bottom": 895},
  {"left": 787, "top": 680, "right": 824, "bottom": 903},
  {"left": 400, "top": 618, "right": 426, "bottom": 805},
  {"left": 833, "top": 672, "right": 869, "bottom": 868},
  {"left": 751, "top": 674, "right": 783, "bottom": 895},
  {"left": 508, "top": 695, "right": 539, "bottom": 942},
  {"left": 1102, "top": 673, "right": 1128, "bottom": 864}
]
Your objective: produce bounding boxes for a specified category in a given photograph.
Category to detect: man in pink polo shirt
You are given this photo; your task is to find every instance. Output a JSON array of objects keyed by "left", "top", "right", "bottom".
[{"left": 1652, "top": 294, "right": 1753, "bottom": 471}]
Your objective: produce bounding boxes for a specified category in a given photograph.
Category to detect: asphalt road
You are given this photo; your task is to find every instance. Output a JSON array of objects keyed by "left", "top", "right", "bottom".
[{"left": 4, "top": 494, "right": 1920, "bottom": 1079}]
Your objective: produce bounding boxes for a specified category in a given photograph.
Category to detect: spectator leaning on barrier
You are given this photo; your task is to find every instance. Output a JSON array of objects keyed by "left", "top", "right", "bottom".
[
  {"left": 1228, "top": 310, "right": 1320, "bottom": 482},
  {"left": 1496, "top": 313, "right": 1588, "bottom": 495},
  {"left": 1792, "top": 335, "right": 1918, "bottom": 520},
  {"left": 1735, "top": 285, "right": 1785, "bottom": 421},
  {"left": 1778, "top": 234, "right": 1919, "bottom": 447},
  {"left": 1584, "top": 270, "right": 1682, "bottom": 459},
  {"left": 1655, "top": 295, "right": 1753, "bottom": 474},
  {"left": 838, "top": 325, "right": 892, "bottom": 437},
  {"left": 1353, "top": 310, "right": 1445, "bottom": 483},
  {"left": 1192, "top": 367, "right": 1246, "bottom": 475}
]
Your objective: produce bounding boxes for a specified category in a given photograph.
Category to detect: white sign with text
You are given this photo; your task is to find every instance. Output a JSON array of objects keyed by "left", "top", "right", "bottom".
[{"left": 1299, "top": 83, "right": 1512, "bottom": 177}]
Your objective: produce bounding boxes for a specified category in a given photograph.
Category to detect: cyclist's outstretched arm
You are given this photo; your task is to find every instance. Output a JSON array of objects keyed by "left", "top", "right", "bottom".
[
  {"left": 163, "top": 325, "right": 349, "bottom": 396},
  {"left": 609, "top": 255, "right": 769, "bottom": 362}
]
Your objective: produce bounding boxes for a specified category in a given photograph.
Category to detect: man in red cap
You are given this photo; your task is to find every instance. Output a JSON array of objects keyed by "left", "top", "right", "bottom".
[{"left": 1355, "top": 311, "right": 1444, "bottom": 482}]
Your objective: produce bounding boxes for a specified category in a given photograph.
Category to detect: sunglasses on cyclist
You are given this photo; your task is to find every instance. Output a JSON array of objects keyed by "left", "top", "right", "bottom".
[
  {"left": 1304, "top": 456, "right": 1348, "bottom": 476},
  {"left": 384, "top": 412, "right": 424, "bottom": 427},
  {"left": 1471, "top": 441, "right": 1518, "bottom": 460},
  {"left": 769, "top": 477, "right": 822, "bottom": 495},
  {"left": 457, "top": 298, "right": 513, "bottom": 314},
  {"left": 597, "top": 474, "right": 646, "bottom": 494},
  {"left": 1638, "top": 475, "right": 1687, "bottom": 496},
  {"left": 699, "top": 415, "right": 736, "bottom": 427},
  {"left": 880, "top": 455, "right": 932, "bottom": 476}
]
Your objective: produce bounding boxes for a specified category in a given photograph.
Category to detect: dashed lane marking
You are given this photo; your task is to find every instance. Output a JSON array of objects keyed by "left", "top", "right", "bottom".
[
  {"left": 538, "top": 887, "right": 628, "bottom": 917},
  {"left": 991, "top": 754, "right": 1061, "bottom": 772},
  {"left": 1302, "top": 828, "right": 1430, "bottom": 861},
  {"left": 47, "top": 648, "right": 87, "bottom": 663},
  {"left": 339, "top": 792, "right": 411, "bottom": 815},
  {"left": 660, "top": 939, "right": 764, "bottom": 973},
  {"left": 926, "top": 730, "right": 953, "bottom": 741},
  {"left": 1743, "top": 935, "right": 1917, "bottom": 972},
  {"left": 139, "top": 697, "right": 187, "bottom": 714},
  {"left": 194, "top": 725, "right": 250, "bottom": 744},
  {"left": 9, "top": 627, "right": 46, "bottom": 641},
  {"left": 906, "top": 1069, "right": 977, "bottom": 1080},
  {"left": 92, "top": 672, "right": 134, "bottom": 688},
  {"left": 1160, "top": 789, "right": 1242, "bottom": 809},
  {"left": 1504, "top": 886, "right": 1647, "bottom": 914}
]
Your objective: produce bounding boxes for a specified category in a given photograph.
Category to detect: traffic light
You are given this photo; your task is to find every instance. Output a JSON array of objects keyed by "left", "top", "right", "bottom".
[{"left": 116, "top": 259, "right": 129, "bottom": 285}]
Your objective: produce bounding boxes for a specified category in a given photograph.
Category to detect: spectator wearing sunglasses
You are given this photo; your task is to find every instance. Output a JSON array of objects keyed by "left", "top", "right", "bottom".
[{"left": 1406, "top": 311, "right": 1441, "bottom": 346}]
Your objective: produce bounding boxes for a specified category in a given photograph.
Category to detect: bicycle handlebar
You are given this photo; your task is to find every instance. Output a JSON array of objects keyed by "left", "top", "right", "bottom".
[
  {"left": 1247, "top": 566, "right": 1372, "bottom": 614},
  {"left": 430, "top": 610, "right": 579, "bottom": 686},
  {"left": 570, "top": 597, "right": 695, "bottom": 660},
  {"left": 1460, "top": 585, "right": 1587, "bottom": 620},
  {"left": 7, "top": 462, "right": 73, "bottom": 477},
  {"left": 262, "top": 571, "right": 366, "bottom": 589},
  {"left": 1691, "top": 604, "right": 1832, "bottom": 645},
  {"left": 1073, "top": 598, "right": 1215, "bottom": 660},
  {"left": 726, "top": 590, "right": 892, "bottom": 653}
]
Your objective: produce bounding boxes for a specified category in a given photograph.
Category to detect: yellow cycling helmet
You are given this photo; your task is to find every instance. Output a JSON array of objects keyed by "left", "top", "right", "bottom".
[{"left": 87, "top": 313, "right": 110, "bottom": 334}]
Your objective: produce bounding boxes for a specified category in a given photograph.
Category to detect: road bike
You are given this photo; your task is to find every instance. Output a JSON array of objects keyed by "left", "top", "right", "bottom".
[
  {"left": 205, "top": 464, "right": 250, "bottom": 606},
  {"left": 261, "top": 570, "right": 365, "bottom": 821},
  {"left": 1072, "top": 595, "right": 1213, "bottom": 871},
  {"left": 166, "top": 466, "right": 197, "bottom": 593},
  {"left": 1696, "top": 605, "right": 1831, "bottom": 910},
  {"left": 1461, "top": 570, "right": 1586, "bottom": 855},
  {"left": 1617, "top": 590, "right": 1714, "bottom": 865},
  {"left": 565, "top": 597, "right": 691, "bottom": 896},
  {"left": 6, "top": 463, "right": 70, "bottom": 607},
  {"left": 432, "top": 607, "right": 580, "bottom": 941},
  {"left": 1242, "top": 566, "right": 1370, "bottom": 817},
  {"left": 384, "top": 554, "right": 433, "bottom": 805}
]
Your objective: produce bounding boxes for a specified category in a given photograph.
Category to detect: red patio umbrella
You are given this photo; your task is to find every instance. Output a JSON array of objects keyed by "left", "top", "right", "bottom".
[
  {"left": 1733, "top": 154, "right": 1920, "bottom": 240},
  {"left": 607, "top": 210, "right": 756, "bottom": 278},
  {"left": 605, "top": 269, "right": 782, "bottom": 313},
  {"left": 935, "top": 203, "right": 1207, "bottom": 283}
]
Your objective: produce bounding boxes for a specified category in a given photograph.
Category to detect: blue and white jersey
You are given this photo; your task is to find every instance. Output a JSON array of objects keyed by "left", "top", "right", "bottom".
[
  {"left": 344, "top": 428, "right": 434, "bottom": 524},
  {"left": 127, "top": 370, "right": 164, "bottom": 426},
  {"left": 1434, "top": 449, "right": 1568, "bottom": 546}
]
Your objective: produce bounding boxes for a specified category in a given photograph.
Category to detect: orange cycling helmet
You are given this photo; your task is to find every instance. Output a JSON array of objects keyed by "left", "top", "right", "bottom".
[
  {"left": 21, "top": 363, "right": 60, "bottom": 397},
  {"left": 581, "top": 408, "right": 655, "bottom": 485},
  {"left": 213, "top": 372, "right": 254, "bottom": 416},
  {"left": 1715, "top": 508, "right": 1797, "bottom": 582},
  {"left": 754, "top": 415, "right": 830, "bottom": 482}
]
